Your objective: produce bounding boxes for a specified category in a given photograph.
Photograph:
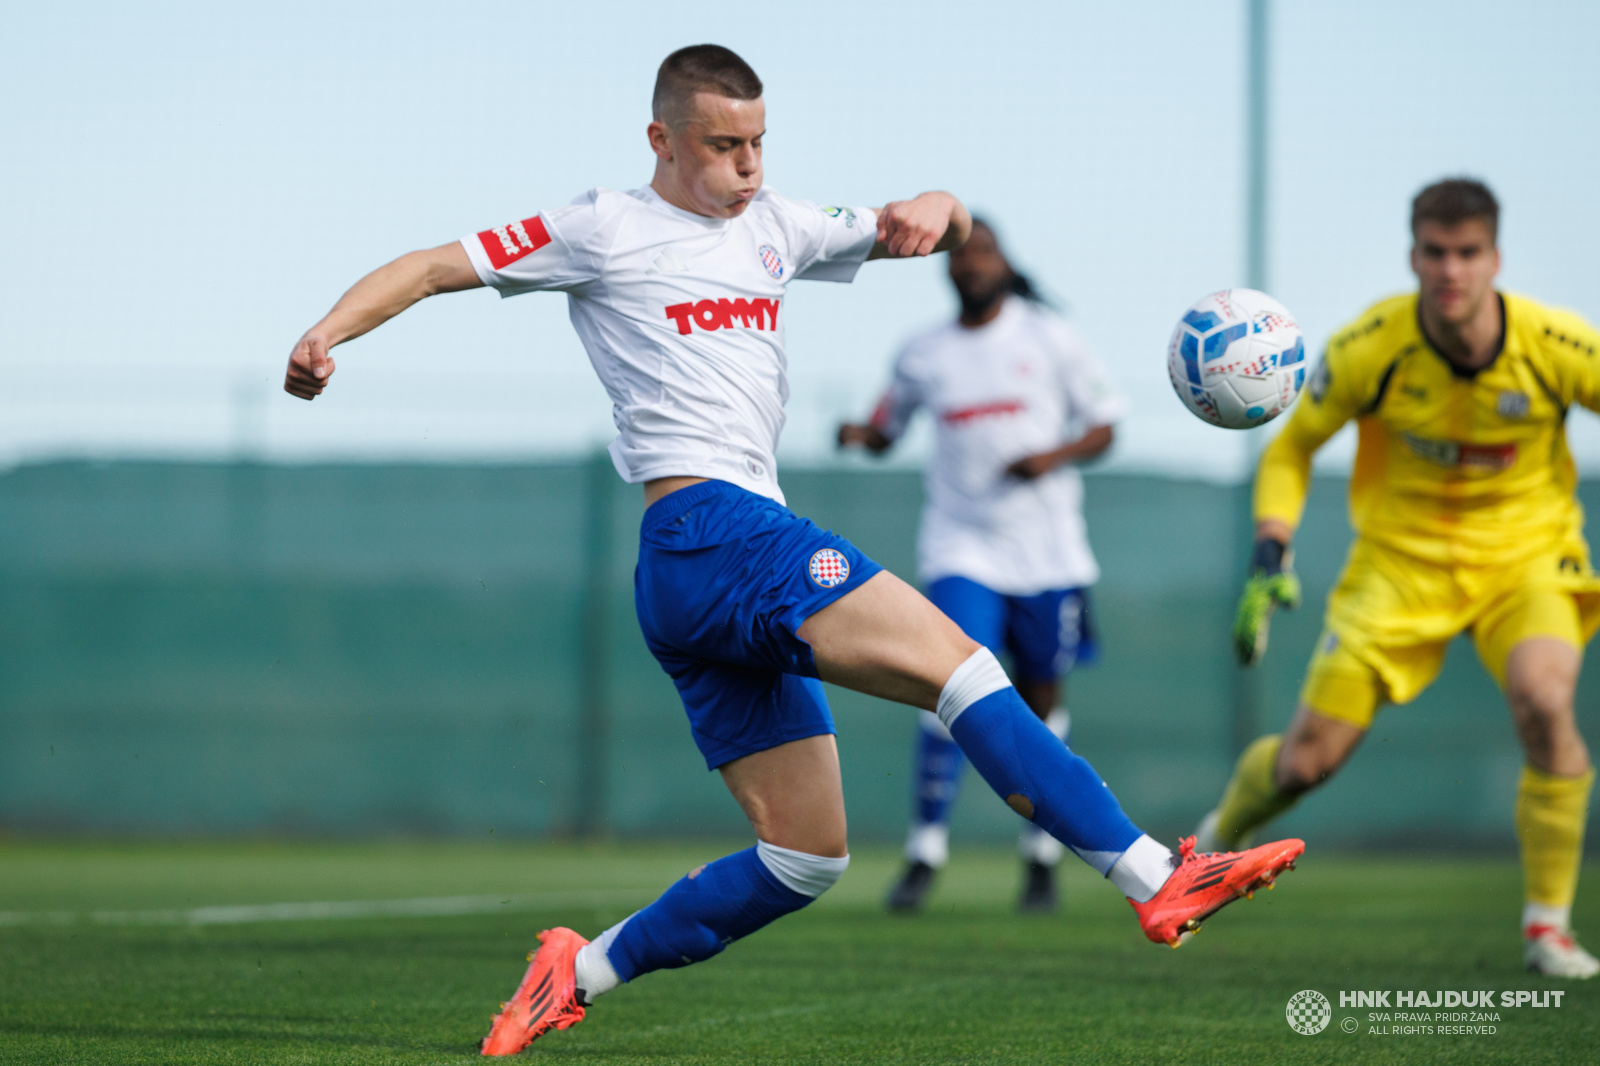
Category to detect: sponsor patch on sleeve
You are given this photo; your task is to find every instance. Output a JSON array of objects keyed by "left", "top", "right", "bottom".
[
  {"left": 476, "top": 216, "right": 552, "bottom": 270},
  {"left": 821, "top": 205, "right": 858, "bottom": 228}
]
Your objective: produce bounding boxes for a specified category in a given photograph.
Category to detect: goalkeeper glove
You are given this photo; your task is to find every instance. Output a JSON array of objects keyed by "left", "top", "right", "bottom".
[{"left": 1233, "top": 538, "right": 1301, "bottom": 666}]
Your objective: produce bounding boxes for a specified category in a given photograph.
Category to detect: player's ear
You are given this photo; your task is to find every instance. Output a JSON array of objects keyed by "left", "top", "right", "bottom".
[{"left": 647, "top": 119, "right": 674, "bottom": 161}]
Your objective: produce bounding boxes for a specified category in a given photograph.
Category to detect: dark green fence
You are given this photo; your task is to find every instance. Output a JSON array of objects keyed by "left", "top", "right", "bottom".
[{"left": 1, "top": 459, "right": 1593, "bottom": 850}]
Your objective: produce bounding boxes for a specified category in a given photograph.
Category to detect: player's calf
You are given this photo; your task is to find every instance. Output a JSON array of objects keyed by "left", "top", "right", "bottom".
[
  {"left": 483, "top": 842, "right": 849, "bottom": 1053},
  {"left": 932, "top": 649, "right": 1306, "bottom": 939},
  {"left": 1015, "top": 709, "right": 1070, "bottom": 913},
  {"left": 1199, "top": 709, "right": 1365, "bottom": 851},
  {"left": 936, "top": 648, "right": 1163, "bottom": 893},
  {"left": 582, "top": 842, "right": 847, "bottom": 994}
]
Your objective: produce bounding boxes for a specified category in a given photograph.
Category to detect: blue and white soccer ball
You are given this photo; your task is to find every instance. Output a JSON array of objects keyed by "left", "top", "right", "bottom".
[{"left": 1166, "top": 289, "right": 1306, "bottom": 429}]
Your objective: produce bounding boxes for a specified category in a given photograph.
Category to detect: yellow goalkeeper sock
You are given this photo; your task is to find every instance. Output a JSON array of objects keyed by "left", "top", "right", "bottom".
[
  {"left": 1516, "top": 765, "right": 1595, "bottom": 928},
  {"left": 1211, "top": 735, "right": 1300, "bottom": 847}
]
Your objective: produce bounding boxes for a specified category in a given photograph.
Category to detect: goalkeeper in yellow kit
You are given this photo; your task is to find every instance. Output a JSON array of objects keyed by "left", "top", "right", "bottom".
[{"left": 1196, "top": 179, "right": 1600, "bottom": 977}]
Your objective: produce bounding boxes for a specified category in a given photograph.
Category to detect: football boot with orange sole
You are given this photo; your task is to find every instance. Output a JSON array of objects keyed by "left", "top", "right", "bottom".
[
  {"left": 480, "top": 927, "right": 589, "bottom": 1056},
  {"left": 1131, "top": 835, "right": 1304, "bottom": 947}
]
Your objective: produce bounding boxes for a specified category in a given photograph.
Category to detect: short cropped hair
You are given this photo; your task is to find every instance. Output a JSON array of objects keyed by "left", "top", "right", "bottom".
[
  {"left": 1411, "top": 178, "right": 1500, "bottom": 243},
  {"left": 653, "top": 45, "right": 763, "bottom": 128}
]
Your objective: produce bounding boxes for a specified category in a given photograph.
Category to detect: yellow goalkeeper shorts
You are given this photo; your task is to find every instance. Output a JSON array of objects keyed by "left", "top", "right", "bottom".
[{"left": 1299, "top": 535, "right": 1600, "bottom": 729}]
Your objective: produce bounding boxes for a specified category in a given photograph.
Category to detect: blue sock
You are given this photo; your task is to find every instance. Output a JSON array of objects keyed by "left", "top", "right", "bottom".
[
  {"left": 607, "top": 846, "right": 812, "bottom": 982},
  {"left": 914, "top": 721, "right": 966, "bottom": 826},
  {"left": 948, "top": 686, "right": 1142, "bottom": 871}
]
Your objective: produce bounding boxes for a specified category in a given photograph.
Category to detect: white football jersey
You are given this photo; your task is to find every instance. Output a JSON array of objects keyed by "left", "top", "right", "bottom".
[
  {"left": 461, "top": 186, "right": 877, "bottom": 504},
  {"left": 871, "top": 298, "right": 1125, "bottom": 595}
]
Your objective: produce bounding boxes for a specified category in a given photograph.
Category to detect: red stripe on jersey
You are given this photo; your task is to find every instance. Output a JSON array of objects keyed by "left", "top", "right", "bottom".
[
  {"left": 476, "top": 216, "right": 552, "bottom": 270},
  {"left": 941, "top": 399, "right": 1026, "bottom": 425},
  {"left": 868, "top": 392, "right": 895, "bottom": 430}
]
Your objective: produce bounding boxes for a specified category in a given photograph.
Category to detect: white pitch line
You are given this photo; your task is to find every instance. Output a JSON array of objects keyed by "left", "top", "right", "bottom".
[
  {"left": 0, "top": 888, "right": 650, "bottom": 928},
  {"left": 588, "top": 979, "right": 967, "bottom": 1043}
]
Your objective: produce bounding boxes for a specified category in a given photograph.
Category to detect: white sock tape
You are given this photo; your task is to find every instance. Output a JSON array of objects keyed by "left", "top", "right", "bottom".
[
  {"left": 918, "top": 709, "right": 953, "bottom": 741},
  {"left": 1106, "top": 835, "right": 1177, "bottom": 903},
  {"left": 574, "top": 915, "right": 631, "bottom": 1000},
  {"left": 756, "top": 840, "right": 850, "bottom": 898},
  {"left": 935, "top": 647, "right": 1011, "bottom": 729}
]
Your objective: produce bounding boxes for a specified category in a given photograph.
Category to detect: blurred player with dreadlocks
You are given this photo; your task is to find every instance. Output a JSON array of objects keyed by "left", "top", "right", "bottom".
[{"left": 839, "top": 218, "right": 1124, "bottom": 911}]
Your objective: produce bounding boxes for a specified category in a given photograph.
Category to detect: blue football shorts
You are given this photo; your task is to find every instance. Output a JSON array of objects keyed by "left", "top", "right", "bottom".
[
  {"left": 634, "top": 480, "right": 884, "bottom": 770},
  {"left": 925, "top": 575, "right": 1097, "bottom": 683}
]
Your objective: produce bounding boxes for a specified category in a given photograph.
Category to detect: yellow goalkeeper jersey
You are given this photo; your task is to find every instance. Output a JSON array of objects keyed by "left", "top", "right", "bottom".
[{"left": 1255, "top": 291, "right": 1600, "bottom": 567}]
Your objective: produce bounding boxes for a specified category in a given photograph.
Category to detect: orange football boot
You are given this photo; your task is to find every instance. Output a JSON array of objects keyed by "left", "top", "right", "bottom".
[
  {"left": 1130, "top": 835, "right": 1304, "bottom": 947},
  {"left": 480, "top": 927, "right": 589, "bottom": 1056}
]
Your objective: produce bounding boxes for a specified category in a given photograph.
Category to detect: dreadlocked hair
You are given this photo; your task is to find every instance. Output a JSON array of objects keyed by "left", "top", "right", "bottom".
[{"left": 1009, "top": 272, "right": 1046, "bottom": 304}]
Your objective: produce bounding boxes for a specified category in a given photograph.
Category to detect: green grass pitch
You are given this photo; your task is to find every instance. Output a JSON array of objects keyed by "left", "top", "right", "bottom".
[{"left": 0, "top": 841, "right": 1594, "bottom": 1064}]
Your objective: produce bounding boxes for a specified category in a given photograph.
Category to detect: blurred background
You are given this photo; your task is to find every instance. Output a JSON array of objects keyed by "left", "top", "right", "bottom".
[{"left": 2, "top": 0, "right": 1598, "bottom": 850}]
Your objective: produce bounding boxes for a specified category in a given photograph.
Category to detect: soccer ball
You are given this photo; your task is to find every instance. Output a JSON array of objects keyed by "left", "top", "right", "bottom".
[{"left": 1167, "top": 289, "right": 1306, "bottom": 429}]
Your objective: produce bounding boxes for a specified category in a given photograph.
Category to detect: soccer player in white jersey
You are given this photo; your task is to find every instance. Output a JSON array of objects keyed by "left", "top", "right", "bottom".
[
  {"left": 282, "top": 45, "right": 1304, "bottom": 1056},
  {"left": 839, "top": 219, "right": 1122, "bottom": 913}
]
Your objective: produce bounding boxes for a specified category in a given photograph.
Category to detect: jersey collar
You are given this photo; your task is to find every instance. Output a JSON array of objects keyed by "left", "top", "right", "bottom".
[
  {"left": 636, "top": 184, "right": 738, "bottom": 230},
  {"left": 956, "top": 293, "right": 1023, "bottom": 332},
  {"left": 1415, "top": 293, "right": 1507, "bottom": 379}
]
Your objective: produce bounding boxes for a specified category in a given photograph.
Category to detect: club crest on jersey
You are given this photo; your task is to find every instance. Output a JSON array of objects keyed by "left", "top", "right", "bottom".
[
  {"left": 476, "top": 216, "right": 552, "bottom": 270},
  {"left": 808, "top": 548, "right": 850, "bottom": 589},
  {"left": 758, "top": 244, "right": 784, "bottom": 279},
  {"left": 1497, "top": 390, "right": 1531, "bottom": 419}
]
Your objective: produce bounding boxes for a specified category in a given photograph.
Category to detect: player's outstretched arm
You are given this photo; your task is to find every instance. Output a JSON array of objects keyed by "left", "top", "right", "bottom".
[
  {"left": 1006, "top": 424, "right": 1115, "bottom": 480},
  {"left": 837, "top": 422, "right": 893, "bottom": 454},
  {"left": 284, "top": 241, "right": 483, "bottom": 400},
  {"left": 1234, "top": 387, "right": 1313, "bottom": 666},
  {"left": 1233, "top": 520, "right": 1302, "bottom": 665},
  {"left": 867, "top": 192, "right": 971, "bottom": 260},
  {"left": 1233, "top": 367, "right": 1353, "bottom": 663}
]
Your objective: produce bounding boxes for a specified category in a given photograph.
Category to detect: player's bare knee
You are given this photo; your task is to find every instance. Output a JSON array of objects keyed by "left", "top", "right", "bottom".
[
  {"left": 1511, "top": 701, "right": 1587, "bottom": 774},
  {"left": 807, "top": 828, "right": 849, "bottom": 861},
  {"left": 1275, "top": 705, "right": 1363, "bottom": 794},
  {"left": 1274, "top": 740, "right": 1344, "bottom": 795},
  {"left": 944, "top": 632, "right": 984, "bottom": 672},
  {"left": 1274, "top": 758, "right": 1332, "bottom": 796},
  {"left": 744, "top": 812, "right": 847, "bottom": 860},
  {"left": 1509, "top": 674, "right": 1575, "bottom": 728}
]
